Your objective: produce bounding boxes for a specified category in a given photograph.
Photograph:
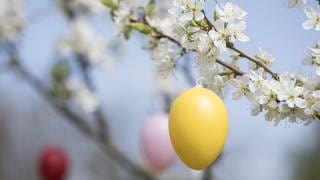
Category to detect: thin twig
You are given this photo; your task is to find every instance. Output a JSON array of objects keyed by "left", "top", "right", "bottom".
[
  {"left": 67, "top": 7, "right": 109, "bottom": 143},
  {"left": 77, "top": 55, "right": 109, "bottom": 142},
  {"left": 216, "top": 59, "right": 244, "bottom": 76},
  {"left": 138, "top": 17, "right": 243, "bottom": 77},
  {"left": 227, "top": 44, "right": 278, "bottom": 79},
  {"left": 202, "top": 163, "right": 214, "bottom": 180},
  {"left": 12, "top": 60, "right": 98, "bottom": 139},
  {"left": 199, "top": 9, "right": 279, "bottom": 80},
  {"left": 202, "top": 10, "right": 213, "bottom": 28}
]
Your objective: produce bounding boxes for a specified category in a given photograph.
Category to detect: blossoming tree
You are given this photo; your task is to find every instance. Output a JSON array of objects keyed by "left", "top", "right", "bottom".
[
  {"left": 103, "top": 0, "right": 320, "bottom": 125},
  {"left": 1, "top": 0, "right": 320, "bottom": 179}
]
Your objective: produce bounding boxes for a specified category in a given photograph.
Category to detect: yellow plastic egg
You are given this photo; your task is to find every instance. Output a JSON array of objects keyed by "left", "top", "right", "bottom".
[{"left": 169, "top": 86, "right": 228, "bottom": 170}]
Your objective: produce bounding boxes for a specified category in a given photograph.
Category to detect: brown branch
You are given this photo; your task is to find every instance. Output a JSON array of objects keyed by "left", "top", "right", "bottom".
[
  {"left": 199, "top": 9, "right": 278, "bottom": 80},
  {"left": 135, "top": 17, "right": 243, "bottom": 77},
  {"left": 12, "top": 60, "right": 98, "bottom": 139},
  {"left": 216, "top": 59, "right": 244, "bottom": 76},
  {"left": 202, "top": 163, "right": 214, "bottom": 180},
  {"left": 77, "top": 55, "right": 109, "bottom": 142},
  {"left": 202, "top": 10, "right": 213, "bottom": 28},
  {"left": 7, "top": 44, "right": 154, "bottom": 179},
  {"left": 199, "top": 9, "right": 279, "bottom": 79},
  {"left": 227, "top": 44, "right": 279, "bottom": 80}
]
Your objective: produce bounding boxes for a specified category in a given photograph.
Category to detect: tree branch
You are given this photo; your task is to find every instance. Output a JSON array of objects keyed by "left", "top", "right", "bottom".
[
  {"left": 227, "top": 43, "right": 279, "bottom": 80},
  {"left": 216, "top": 59, "right": 244, "bottom": 76},
  {"left": 137, "top": 17, "right": 244, "bottom": 77},
  {"left": 200, "top": 10, "right": 279, "bottom": 80},
  {"left": 7, "top": 44, "right": 154, "bottom": 179},
  {"left": 202, "top": 163, "right": 214, "bottom": 180},
  {"left": 77, "top": 55, "right": 109, "bottom": 142}
]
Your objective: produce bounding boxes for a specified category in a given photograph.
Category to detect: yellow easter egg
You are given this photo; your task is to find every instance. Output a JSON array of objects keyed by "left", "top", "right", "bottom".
[{"left": 169, "top": 86, "right": 228, "bottom": 170}]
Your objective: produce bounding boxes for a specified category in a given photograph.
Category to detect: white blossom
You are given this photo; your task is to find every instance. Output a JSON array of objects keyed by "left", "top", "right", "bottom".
[
  {"left": 226, "top": 21, "right": 249, "bottom": 42},
  {"left": 280, "top": 104, "right": 306, "bottom": 123},
  {"left": 152, "top": 38, "right": 179, "bottom": 77},
  {"left": 67, "top": 79, "right": 99, "bottom": 113},
  {"left": 207, "top": 75, "right": 228, "bottom": 97},
  {"left": 197, "top": 60, "right": 227, "bottom": 97},
  {"left": 303, "top": 7, "right": 320, "bottom": 31},
  {"left": 216, "top": 2, "right": 247, "bottom": 23},
  {"left": 255, "top": 83, "right": 278, "bottom": 108},
  {"left": 0, "top": 0, "right": 25, "bottom": 41},
  {"left": 57, "top": 19, "right": 110, "bottom": 67},
  {"left": 169, "top": 0, "right": 205, "bottom": 22},
  {"left": 230, "top": 75, "right": 254, "bottom": 101},
  {"left": 114, "top": 0, "right": 135, "bottom": 31},
  {"left": 194, "top": 32, "right": 219, "bottom": 57},
  {"left": 63, "top": 0, "right": 107, "bottom": 14},
  {"left": 248, "top": 68, "right": 265, "bottom": 92},
  {"left": 247, "top": 69, "right": 278, "bottom": 108},
  {"left": 302, "top": 42, "right": 320, "bottom": 76},
  {"left": 159, "top": 18, "right": 200, "bottom": 48},
  {"left": 288, "top": 0, "right": 307, "bottom": 8},
  {"left": 250, "top": 47, "right": 274, "bottom": 69},
  {"left": 208, "top": 20, "right": 227, "bottom": 52},
  {"left": 304, "top": 90, "right": 320, "bottom": 117},
  {"left": 273, "top": 73, "right": 307, "bottom": 108},
  {"left": 265, "top": 106, "right": 282, "bottom": 125},
  {"left": 251, "top": 103, "right": 262, "bottom": 116}
]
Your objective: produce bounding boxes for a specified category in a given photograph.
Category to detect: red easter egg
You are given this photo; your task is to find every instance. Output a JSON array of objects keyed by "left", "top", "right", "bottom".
[{"left": 38, "top": 145, "right": 69, "bottom": 180}]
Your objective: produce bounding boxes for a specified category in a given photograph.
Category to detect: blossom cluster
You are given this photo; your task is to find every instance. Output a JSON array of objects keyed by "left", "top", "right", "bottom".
[
  {"left": 0, "top": 0, "right": 25, "bottom": 41},
  {"left": 288, "top": 0, "right": 307, "bottom": 8},
  {"left": 57, "top": 19, "right": 111, "bottom": 67},
  {"left": 60, "top": 0, "right": 108, "bottom": 15},
  {"left": 290, "top": 0, "right": 320, "bottom": 31},
  {"left": 231, "top": 69, "right": 320, "bottom": 125},
  {"left": 102, "top": 0, "right": 320, "bottom": 124},
  {"left": 303, "top": 6, "right": 320, "bottom": 31},
  {"left": 53, "top": 0, "right": 115, "bottom": 113},
  {"left": 0, "top": 0, "right": 319, "bottom": 123},
  {"left": 66, "top": 78, "right": 99, "bottom": 113}
]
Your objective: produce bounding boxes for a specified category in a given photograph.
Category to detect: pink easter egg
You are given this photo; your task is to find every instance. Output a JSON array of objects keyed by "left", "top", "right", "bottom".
[{"left": 140, "top": 113, "right": 176, "bottom": 172}]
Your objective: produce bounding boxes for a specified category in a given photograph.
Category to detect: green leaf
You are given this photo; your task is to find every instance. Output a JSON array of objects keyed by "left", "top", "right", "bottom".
[
  {"left": 48, "top": 84, "right": 73, "bottom": 99},
  {"left": 101, "top": 0, "right": 116, "bottom": 8},
  {"left": 188, "top": 20, "right": 199, "bottom": 27},
  {"left": 124, "top": 27, "right": 133, "bottom": 40},
  {"left": 296, "top": 80, "right": 304, "bottom": 87},
  {"left": 145, "top": 0, "right": 155, "bottom": 16},
  {"left": 213, "top": 10, "right": 219, "bottom": 21},
  {"left": 196, "top": 19, "right": 208, "bottom": 27},
  {"left": 129, "top": 23, "right": 153, "bottom": 35},
  {"left": 51, "top": 61, "right": 70, "bottom": 82}
]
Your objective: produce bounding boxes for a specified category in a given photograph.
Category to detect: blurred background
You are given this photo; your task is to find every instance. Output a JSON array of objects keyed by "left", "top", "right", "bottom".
[{"left": 0, "top": 0, "right": 320, "bottom": 179}]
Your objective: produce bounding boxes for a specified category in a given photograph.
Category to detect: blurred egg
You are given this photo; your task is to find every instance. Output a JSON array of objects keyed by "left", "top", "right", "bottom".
[
  {"left": 140, "top": 113, "right": 176, "bottom": 172},
  {"left": 38, "top": 144, "right": 69, "bottom": 180},
  {"left": 169, "top": 86, "right": 228, "bottom": 170}
]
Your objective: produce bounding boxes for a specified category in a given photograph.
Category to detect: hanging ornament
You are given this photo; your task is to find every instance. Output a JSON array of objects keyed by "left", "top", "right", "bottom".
[
  {"left": 140, "top": 113, "right": 176, "bottom": 172},
  {"left": 38, "top": 145, "right": 69, "bottom": 180},
  {"left": 169, "top": 86, "right": 228, "bottom": 170}
]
